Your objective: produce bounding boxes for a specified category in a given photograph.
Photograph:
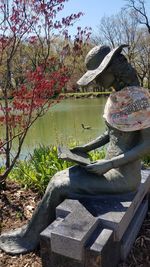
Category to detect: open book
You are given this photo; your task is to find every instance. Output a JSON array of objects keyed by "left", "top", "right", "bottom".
[{"left": 58, "top": 146, "right": 91, "bottom": 166}]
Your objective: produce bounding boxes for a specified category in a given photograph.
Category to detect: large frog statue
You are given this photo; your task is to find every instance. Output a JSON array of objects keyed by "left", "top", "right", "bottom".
[{"left": 0, "top": 44, "right": 150, "bottom": 255}]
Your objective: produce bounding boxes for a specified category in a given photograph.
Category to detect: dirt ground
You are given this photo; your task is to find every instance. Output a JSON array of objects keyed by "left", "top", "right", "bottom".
[{"left": 0, "top": 181, "right": 150, "bottom": 267}]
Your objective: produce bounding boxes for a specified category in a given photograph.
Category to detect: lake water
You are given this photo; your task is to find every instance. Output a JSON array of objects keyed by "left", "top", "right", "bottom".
[{"left": 10, "top": 97, "right": 107, "bottom": 158}]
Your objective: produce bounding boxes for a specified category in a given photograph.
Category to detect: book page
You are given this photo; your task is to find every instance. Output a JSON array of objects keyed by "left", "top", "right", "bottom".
[{"left": 58, "top": 146, "right": 91, "bottom": 166}]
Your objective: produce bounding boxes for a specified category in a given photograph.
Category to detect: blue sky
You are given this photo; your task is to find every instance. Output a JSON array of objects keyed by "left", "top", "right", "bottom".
[{"left": 60, "top": 0, "right": 127, "bottom": 36}]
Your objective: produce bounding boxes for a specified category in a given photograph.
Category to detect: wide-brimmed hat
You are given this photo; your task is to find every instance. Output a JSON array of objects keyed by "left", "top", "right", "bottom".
[
  {"left": 77, "top": 44, "right": 128, "bottom": 86},
  {"left": 103, "top": 86, "right": 150, "bottom": 131}
]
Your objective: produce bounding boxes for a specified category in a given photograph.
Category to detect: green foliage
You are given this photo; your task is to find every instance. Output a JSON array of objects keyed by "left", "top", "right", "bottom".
[
  {"left": 9, "top": 145, "right": 106, "bottom": 194},
  {"left": 9, "top": 145, "right": 150, "bottom": 194},
  {"left": 143, "top": 154, "right": 150, "bottom": 167},
  {"left": 89, "top": 148, "right": 106, "bottom": 161},
  {"left": 9, "top": 145, "right": 73, "bottom": 194}
]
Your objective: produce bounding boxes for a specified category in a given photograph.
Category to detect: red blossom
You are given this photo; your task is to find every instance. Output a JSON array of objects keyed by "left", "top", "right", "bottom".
[{"left": 0, "top": 0, "right": 91, "bottom": 178}]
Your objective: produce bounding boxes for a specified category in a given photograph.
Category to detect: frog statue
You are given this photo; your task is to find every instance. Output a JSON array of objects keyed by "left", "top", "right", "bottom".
[{"left": 0, "top": 44, "right": 150, "bottom": 255}]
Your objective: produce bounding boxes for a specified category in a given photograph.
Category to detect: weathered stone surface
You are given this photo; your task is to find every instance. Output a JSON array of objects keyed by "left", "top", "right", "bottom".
[
  {"left": 56, "top": 199, "right": 81, "bottom": 218},
  {"left": 40, "top": 215, "right": 85, "bottom": 267},
  {"left": 51, "top": 202, "right": 99, "bottom": 261},
  {"left": 101, "top": 170, "right": 150, "bottom": 241},
  {"left": 76, "top": 170, "right": 150, "bottom": 241},
  {"left": 40, "top": 217, "right": 63, "bottom": 267},
  {"left": 121, "top": 199, "right": 148, "bottom": 260},
  {"left": 85, "top": 228, "right": 120, "bottom": 267},
  {"left": 40, "top": 170, "right": 150, "bottom": 267}
]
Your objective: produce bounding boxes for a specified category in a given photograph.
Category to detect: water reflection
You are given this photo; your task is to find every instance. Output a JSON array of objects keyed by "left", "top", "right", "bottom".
[{"left": 10, "top": 98, "right": 107, "bottom": 157}]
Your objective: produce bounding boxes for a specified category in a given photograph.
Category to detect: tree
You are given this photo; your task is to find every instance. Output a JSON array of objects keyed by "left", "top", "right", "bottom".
[
  {"left": 93, "top": 9, "right": 150, "bottom": 88},
  {"left": 124, "top": 0, "right": 150, "bottom": 87},
  {"left": 0, "top": 0, "right": 91, "bottom": 187},
  {"left": 94, "top": 10, "right": 140, "bottom": 60},
  {"left": 126, "top": 0, "right": 150, "bottom": 34}
]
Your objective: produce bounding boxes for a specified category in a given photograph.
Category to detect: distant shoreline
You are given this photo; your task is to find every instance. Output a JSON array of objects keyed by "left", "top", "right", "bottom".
[{"left": 60, "top": 91, "right": 111, "bottom": 99}]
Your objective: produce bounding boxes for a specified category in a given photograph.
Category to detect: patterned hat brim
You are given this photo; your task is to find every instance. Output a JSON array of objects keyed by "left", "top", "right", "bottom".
[{"left": 103, "top": 86, "right": 150, "bottom": 131}]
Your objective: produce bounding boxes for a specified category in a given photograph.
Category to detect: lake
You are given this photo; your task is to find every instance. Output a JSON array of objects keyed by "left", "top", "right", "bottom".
[{"left": 9, "top": 97, "right": 107, "bottom": 158}]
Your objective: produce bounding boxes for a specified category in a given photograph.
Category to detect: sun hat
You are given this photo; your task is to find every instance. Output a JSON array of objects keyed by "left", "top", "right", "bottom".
[
  {"left": 77, "top": 44, "right": 128, "bottom": 86},
  {"left": 103, "top": 86, "right": 150, "bottom": 131}
]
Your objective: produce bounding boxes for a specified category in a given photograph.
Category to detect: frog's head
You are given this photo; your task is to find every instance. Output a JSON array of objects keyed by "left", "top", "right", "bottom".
[{"left": 77, "top": 44, "right": 139, "bottom": 91}]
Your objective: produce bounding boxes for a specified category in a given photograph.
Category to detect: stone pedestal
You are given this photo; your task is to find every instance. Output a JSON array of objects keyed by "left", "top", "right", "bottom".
[{"left": 40, "top": 170, "right": 150, "bottom": 267}]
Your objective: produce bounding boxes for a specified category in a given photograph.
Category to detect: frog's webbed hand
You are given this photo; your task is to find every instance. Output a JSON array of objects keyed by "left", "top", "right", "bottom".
[
  {"left": 85, "top": 130, "right": 150, "bottom": 175},
  {"left": 85, "top": 159, "right": 112, "bottom": 175}
]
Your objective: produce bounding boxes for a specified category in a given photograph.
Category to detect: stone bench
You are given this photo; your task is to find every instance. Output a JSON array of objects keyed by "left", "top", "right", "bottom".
[{"left": 40, "top": 169, "right": 150, "bottom": 267}]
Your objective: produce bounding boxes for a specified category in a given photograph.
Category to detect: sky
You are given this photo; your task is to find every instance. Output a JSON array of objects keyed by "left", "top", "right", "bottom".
[{"left": 59, "top": 0, "right": 127, "bottom": 36}]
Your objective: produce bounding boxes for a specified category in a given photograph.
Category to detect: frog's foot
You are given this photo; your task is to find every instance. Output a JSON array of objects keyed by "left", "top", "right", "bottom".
[{"left": 0, "top": 226, "right": 39, "bottom": 255}]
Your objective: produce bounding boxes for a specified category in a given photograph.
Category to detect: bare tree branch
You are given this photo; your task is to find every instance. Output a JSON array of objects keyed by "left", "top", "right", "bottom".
[{"left": 126, "top": 0, "right": 150, "bottom": 33}]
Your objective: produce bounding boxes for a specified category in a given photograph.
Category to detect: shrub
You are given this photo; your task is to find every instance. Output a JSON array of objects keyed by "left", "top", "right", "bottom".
[
  {"left": 9, "top": 145, "right": 150, "bottom": 194},
  {"left": 9, "top": 145, "right": 106, "bottom": 193},
  {"left": 143, "top": 154, "right": 150, "bottom": 168},
  {"left": 89, "top": 148, "right": 106, "bottom": 161},
  {"left": 9, "top": 145, "right": 73, "bottom": 194}
]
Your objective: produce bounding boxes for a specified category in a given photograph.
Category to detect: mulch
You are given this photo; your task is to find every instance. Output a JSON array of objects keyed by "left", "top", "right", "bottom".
[{"left": 0, "top": 181, "right": 150, "bottom": 267}]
